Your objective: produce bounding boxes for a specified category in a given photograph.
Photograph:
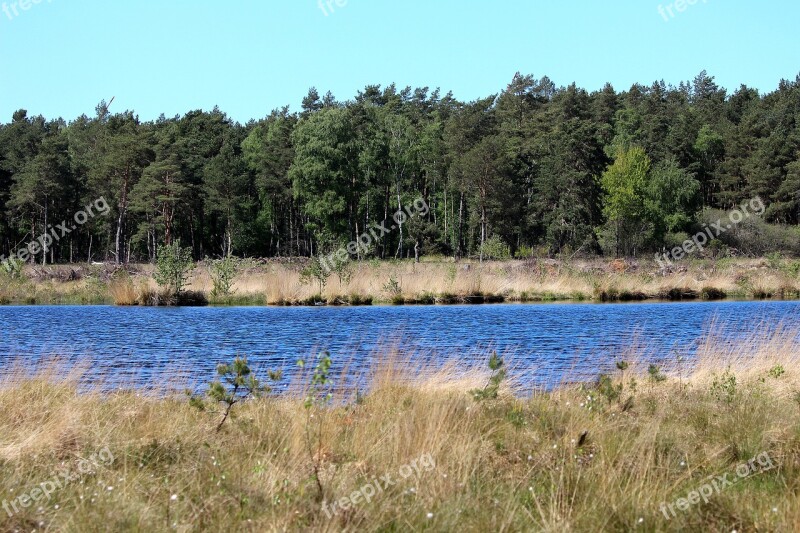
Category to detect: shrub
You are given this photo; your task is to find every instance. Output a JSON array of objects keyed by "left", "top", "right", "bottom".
[
  {"left": 298, "top": 352, "right": 334, "bottom": 499},
  {"left": 700, "top": 287, "right": 727, "bottom": 300},
  {"left": 208, "top": 256, "right": 239, "bottom": 297},
  {"left": 699, "top": 208, "right": 800, "bottom": 255},
  {"left": 329, "top": 252, "right": 353, "bottom": 285},
  {"left": 786, "top": 260, "right": 800, "bottom": 277},
  {"left": 479, "top": 235, "right": 511, "bottom": 260},
  {"left": 766, "top": 251, "right": 784, "bottom": 270},
  {"left": 383, "top": 276, "right": 402, "bottom": 297},
  {"left": 648, "top": 364, "right": 667, "bottom": 383},
  {"left": 177, "top": 290, "right": 209, "bottom": 307},
  {"left": 154, "top": 242, "right": 194, "bottom": 296},
  {"left": 345, "top": 294, "right": 373, "bottom": 306},
  {"left": 768, "top": 365, "right": 786, "bottom": 379},
  {"left": 300, "top": 255, "right": 331, "bottom": 296},
  {"left": 710, "top": 367, "right": 737, "bottom": 403},
  {"left": 597, "top": 374, "right": 622, "bottom": 403},
  {"left": 0, "top": 257, "right": 24, "bottom": 280},
  {"left": 514, "top": 245, "right": 535, "bottom": 259}
]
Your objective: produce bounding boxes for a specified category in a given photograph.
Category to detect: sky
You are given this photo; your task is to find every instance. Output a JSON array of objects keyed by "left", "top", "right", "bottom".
[{"left": 0, "top": 0, "right": 798, "bottom": 123}]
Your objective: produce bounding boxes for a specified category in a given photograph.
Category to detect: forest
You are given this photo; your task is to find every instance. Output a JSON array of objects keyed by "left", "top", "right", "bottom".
[{"left": 1, "top": 71, "right": 799, "bottom": 265}]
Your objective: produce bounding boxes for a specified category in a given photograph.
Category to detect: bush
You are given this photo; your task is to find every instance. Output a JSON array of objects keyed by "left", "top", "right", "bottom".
[
  {"left": 209, "top": 256, "right": 239, "bottom": 297},
  {"left": 154, "top": 242, "right": 194, "bottom": 296},
  {"left": 0, "top": 257, "right": 24, "bottom": 280},
  {"left": 479, "top": 235, "right": 511, "bottom": 260},
  {"left": 470, "top": 352, "right": 506, "bottom": 401},
  {"left": 514, "top": 245, "right": 535, "bottom": 259},
  {"left": 597, "top": 374, "right": 622, "bottom": 403},
  {"left": 700, "top": 287, "right": 727, "bottom": 300},
  {"left": 648, "top": 364, "right": 667, "bottom": 383},
  {"left": 698, "top": 208, "right": 800, "bottom": 256},
  {"left": 188, "top": 357, "right": 282, "bottom": 431},
  {"left": 382, "top": 276, "right": 402, "bottom": 297},
  {"left": 300, "top": 255, "right": 331, "bottom": 295},
  {"left": 177, "top": 290, "right": 209, "bottom": 307},
  {"left": 710, "top": 367, "right": 737, "bottom": 403}
]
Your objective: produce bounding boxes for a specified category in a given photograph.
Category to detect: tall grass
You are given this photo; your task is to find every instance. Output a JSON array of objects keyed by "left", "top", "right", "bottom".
[
  {"left": 184, "top": 257, "right": 800, "bottom": 305},
  {"left": 2, "top": 257, "right": 800, "bottom": 306},
  {"left": 1, "top": 326, "right": 799, "bottom": 531},
  {"left": 108, "top": 277, "right": 137, "bottom": 306}
]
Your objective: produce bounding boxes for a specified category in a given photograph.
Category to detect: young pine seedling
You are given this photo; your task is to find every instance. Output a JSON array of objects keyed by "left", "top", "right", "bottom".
[
  {"left": 471, "top": 352, "right": 506, "bottom": 401},
  {"left": 648, "top": 364, "right": 667, "bottom": 383},
  {"left": 298, "top": 352, "right": 334, "bottom": 500},
  {"left": 616, "top": 360, "right": 629, "bottom": 380},
  {"left": 189, "top": 357, "right": 282, "bottom": 432}
]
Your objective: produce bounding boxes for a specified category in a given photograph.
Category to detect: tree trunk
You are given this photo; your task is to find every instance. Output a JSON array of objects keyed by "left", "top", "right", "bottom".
[
  {"left": 395, "top": 185, "right": 403, "bottom": 259},
  {"left": 115, "top": 212, "right": 124, "bottom": 265},
  {"left": 456, "top": 192, "right": 464, "bottom": 259}
]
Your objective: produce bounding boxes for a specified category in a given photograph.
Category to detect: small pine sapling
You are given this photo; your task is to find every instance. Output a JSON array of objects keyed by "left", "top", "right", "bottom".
[
  {"left": 188, "top": 357, "right": 282, "bottom": 431},
  {"left": 648, "top": 364, "right": 667, "bottom": 383},
  {"left": 297, "top": 352, "right": 334, "bottom": 500},
  {"left": 471, "top": 352, "right": 506, "bottom": 401}
]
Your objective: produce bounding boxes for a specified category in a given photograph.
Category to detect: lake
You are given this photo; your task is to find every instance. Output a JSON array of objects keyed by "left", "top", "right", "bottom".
[{"left": 1, "top": 301, "right": 798, "bottom": 391}]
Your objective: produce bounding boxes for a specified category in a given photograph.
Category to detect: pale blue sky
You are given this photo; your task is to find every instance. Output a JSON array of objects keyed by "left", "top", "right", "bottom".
[{"left": 0, "top": 0, "right": 797, "bottom": 122}]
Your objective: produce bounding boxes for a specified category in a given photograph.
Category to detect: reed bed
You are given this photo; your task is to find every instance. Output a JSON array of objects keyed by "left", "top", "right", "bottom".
[{"left": 1, "top": 325, "right": 799, "bottom": 531}]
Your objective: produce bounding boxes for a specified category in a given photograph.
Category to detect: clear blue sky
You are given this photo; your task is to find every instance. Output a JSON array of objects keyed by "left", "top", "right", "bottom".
[{"left": 1, "top": 0, "right": 798, "bottom": 123}]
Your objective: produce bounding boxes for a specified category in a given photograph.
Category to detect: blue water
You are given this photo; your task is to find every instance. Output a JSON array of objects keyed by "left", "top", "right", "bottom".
[{"left": 1, "top": 301, "right": 798, "bottom": 391}]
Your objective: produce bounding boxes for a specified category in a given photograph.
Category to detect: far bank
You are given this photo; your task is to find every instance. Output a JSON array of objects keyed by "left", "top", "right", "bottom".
[{"left": 2, "top": 256, "right": 800, "bottom": 307}]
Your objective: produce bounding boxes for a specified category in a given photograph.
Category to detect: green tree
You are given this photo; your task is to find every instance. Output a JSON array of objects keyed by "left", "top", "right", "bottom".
[
  {"left": 89, "top": 112, "right": 152, "bottom": 264},
  {"left": 290, "top": 108, "right": 359, "bottom": 247},
  {"left": 131, "top": 122, "right": 187, "bottom": 260},
  {"left": 242, "top": 108, "right": 298, "bottom": 256},
  {"left": 600, "top": 146, "right": 651, "bottom": 256},
  {"left": 7, "top": 124, "right": 73, "bottom": 264},
  {"left": 646, "top": 158, "right": 701, "bottom": 239}
]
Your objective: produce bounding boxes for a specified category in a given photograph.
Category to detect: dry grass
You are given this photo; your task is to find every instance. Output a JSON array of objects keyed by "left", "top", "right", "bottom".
[
  {"left": 186, "top": 257, "right": 800, "bottom": 305},
  {"left": 1, "top": 257, "right": 800, "bottom": 306},
  {"left": 1, "top": 326, "right": 800, "bottom": 531},
  {"left": 108, "top": 277, "right": 137, "bottom": 306}
]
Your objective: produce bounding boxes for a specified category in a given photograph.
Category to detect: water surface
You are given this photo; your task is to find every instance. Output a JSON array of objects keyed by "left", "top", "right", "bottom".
[{"left": 1, "top": 301, "right": 797, "bottom": 390}]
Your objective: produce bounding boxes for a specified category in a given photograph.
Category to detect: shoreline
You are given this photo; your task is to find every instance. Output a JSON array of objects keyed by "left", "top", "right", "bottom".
[
  {"left": 0, "top": 295, "right": 797, "bottom": 309},
  {"left": 2, "top": 256, "right": 800, "bottom": 307}
]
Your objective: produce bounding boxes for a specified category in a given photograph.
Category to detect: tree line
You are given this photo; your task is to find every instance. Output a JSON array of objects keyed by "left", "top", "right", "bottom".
[{"left": 1, "top": 71, "right": 799, "bottom": 265}]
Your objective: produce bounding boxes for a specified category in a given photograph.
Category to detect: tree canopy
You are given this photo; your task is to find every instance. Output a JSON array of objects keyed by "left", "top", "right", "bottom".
[{"left": 1, "top": 72, "right": 799, "bottom": 264}]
